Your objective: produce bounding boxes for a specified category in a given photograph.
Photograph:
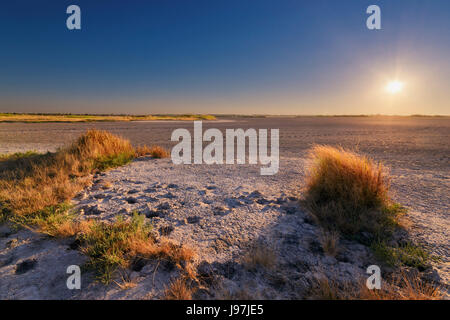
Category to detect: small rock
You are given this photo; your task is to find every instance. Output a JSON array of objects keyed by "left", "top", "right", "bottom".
[
  {"left": 126, "top": 197, "right": 138, "bottom": 204},
  {"left": 146, "top": 197, "right": 158, "bottom": 203},
  {"left": 157, "top": 202, "right": 172, "bottom": 211},
  {"left": 249, "top": 190, "right": 263, "bottom": 198},
  {"left": 187, "top": 216, "right": 201, "bottom": 224},
  {"left": 75, "top": 192, "right": 88, "bottom": 200},
  {"left": 256, "top": 198, "right": 270, "bottom": 205},
  {"left": 118, "top": 207, "right": 131, "bottom": 215},
  {"left": 167, "top": 184, "right": 178, "bottom": 189},
  {"left": 16, "top": 259, "right": 37, "bottom": 274},
  {"left": 127, "top": 189, "right": 140, "bottom": 194},
  {"left": 83, "top": 205, "right": 103, "bottom": 215},
  {"left": 159, "top": 225, "right": 174, "bottom": 236},
  {"left": 163, "top": 192, "right": 176, "bottom": 199},
  {"left": 214, "top": 206, "right": 230, "bottom": 216},
  {"left": 206, "top": 185, "right": 217, "bottom": 190},
  {"left": 145, "top": 209, "right": 160, "bottom": 218}
]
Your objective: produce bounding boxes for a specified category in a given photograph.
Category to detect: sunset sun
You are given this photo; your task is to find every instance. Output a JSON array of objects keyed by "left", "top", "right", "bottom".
[{"left": 386, "top": 80, "right": 404, "bottom": 94}]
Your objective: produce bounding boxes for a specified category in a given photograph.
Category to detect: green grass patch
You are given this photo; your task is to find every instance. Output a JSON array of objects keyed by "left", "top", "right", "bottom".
[
  {"left": 93, "top": 152, "right": 135, "bottom": 171},
  {"left": 79, "top": 212, "right": 152, "bottom": 284},
  {"left": 0, "top": 151, "right": 41, "bottom": 161},
  {"left": 371, "top": 241, "right": 438, "bottom": 270}
]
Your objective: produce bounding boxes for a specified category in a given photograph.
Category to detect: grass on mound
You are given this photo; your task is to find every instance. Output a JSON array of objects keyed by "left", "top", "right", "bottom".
[
  {"left": 9, "top": 202, "right": 92, "bottom": 238},
  {"left": 135, "top": 145, "right": 169, "bottom": 159},
  {"left": 371, "top": 241, "right": 439, "bottom": 270},
  {"left": 302, "top": 145, "right": 436, "bottom": 269},
  {"left": 310, "top": 271, "right": 442, "bottom": 300},
  {"left": 79, "top": 212, "right": 196, "bottom": 284},
  {"left": 0, "top": 151, "right": 42, "bottom": 161},
  {"left": 0, "top": 130, "right": 168, "bottom": 225},
  {"left": 0, "top": 130, "right": 135, "bottom": 218},
  {"left": 303, "top": 145, "right": 404, "bottom": 240}
]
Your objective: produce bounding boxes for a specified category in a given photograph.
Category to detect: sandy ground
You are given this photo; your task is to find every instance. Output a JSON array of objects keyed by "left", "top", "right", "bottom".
[{"left": 0, "top": 117, "right": 448, "bottom": 299}]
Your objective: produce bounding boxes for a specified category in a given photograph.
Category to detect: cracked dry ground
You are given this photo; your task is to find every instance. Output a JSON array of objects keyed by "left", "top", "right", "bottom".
[{"left": 0, "top": 156, "right": 448, "bottom": 299}]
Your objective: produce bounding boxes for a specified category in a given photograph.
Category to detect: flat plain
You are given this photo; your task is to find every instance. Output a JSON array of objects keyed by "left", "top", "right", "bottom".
[{"left": 0, "top": 116, "right": 448, "bottom": 299}]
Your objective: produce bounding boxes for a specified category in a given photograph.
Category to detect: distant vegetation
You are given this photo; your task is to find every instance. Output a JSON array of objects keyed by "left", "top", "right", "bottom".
[{"left": 0, "top": 113, "right": 216, "bottom": 123}]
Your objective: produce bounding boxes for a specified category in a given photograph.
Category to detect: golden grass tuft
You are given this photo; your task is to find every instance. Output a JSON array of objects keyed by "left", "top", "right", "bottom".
[
  {"left": 319, "top": 231, "right": 340, "bottom": 257},
  {"left": 164, "top": 278, "right": 195, "bottom": 300},
  {"left": 303, "top": 145, "right": 403, "bottom": 239},
  {"left": 0, "top": 129, "right": 134, "bottom": 217},
  {"left": 135, "top": 145, "right": 169, "bottom": 158},
  {"left": 79, "top": 212, "right": 196, "bottom": 284},
  {"left": 309, "top": 271, "right": 442, "bottom": 300},
  {"left": 243, "top": 243, "right": 277, "bottom": 270}
]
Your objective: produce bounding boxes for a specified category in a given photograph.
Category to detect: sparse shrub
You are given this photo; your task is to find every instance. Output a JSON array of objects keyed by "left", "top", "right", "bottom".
[
  {"left": 0, "top": 129, "right": 135, "bottom": 217},
  {"left": 309, "top": 271, "right": 442, "bottom": 300},
  {"left": 309, "top": 275, "right": 353, "bottom": 300},
  {"left": 135, "top": 145, "right": 169, "bottom": 159},
  {"left": 303, "top": 145, "right": 403, "bottom": 240},
  {"left": 358, "top": 271, "right": 443, "bottom": 300},
  {"left": 10, "top": 203, "right": 92, "bottom": 238},
  {"left": 319, "top": 231, "right": 340, "bottom": 257},
  {"left": 164, "top": 277, "right": 196, "bottom": 300},
  {"left": 371, "top": 241, "right": 437, "bottom": 270},
  {"left": 79, "top": 212, "right": 152, "bottom": 283},
  {"left": 79, "top": 212, "right": 196, "bottom": 284},
  {"left": 243, "top": 243, "right": 277, "bottom": 270}
]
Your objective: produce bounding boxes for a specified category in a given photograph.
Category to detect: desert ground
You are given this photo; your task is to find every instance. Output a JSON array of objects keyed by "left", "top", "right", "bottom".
[{"left": 0, "top": 116, "right": 448, "bottom": 299}]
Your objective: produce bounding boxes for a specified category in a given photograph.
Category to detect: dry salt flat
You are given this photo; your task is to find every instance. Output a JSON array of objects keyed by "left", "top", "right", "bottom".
[
  {"left": 0, "top": 157, "right": 372, "bottom": 299},
  {"left": 0, "top": 155, "right": 448, "bottom": 299},
  {"left": 1, "top": 116, "right": 449, "bottom": 299}
]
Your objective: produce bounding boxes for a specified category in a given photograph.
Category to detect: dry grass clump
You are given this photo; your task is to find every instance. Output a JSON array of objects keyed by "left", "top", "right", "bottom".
[
  {"left": 0, "top": 130, "right": 134, "bottom": 218},
  {"left": 303, "top": 145, "right": 404, "bottom": 240},
  {"left": 309, "top": 276, "right": 355, "bottom": 300},
  {"left": 164, "top": 277, "right": 196, "bottom": 300},
  {"left": 114, "top": 272, "right": 138, "bottom": 290},
  {"left": 319, "top": 231, "right": 340, "bottom": 257},
  {"left": 79, "top": 212, "right": 196, "bottom": 284},
  {"left": 243, "top": 243, "right": 277, "bottom": 270},
  {"left": 309, "top": 271, "right": 442, "bottom": 300},
  {"left": 135, "top": 145, "right": 169, "bottom": 159}
]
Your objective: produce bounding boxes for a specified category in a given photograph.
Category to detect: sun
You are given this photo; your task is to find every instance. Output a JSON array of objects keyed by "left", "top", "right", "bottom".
[{"left": 386, "top": 81, "right": 404, "bottom": 94}]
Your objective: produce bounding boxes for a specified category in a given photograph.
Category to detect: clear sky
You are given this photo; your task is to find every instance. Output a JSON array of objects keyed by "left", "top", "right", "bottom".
[{"left": 0, "top": 0, "right": 449, "bottom": 115}]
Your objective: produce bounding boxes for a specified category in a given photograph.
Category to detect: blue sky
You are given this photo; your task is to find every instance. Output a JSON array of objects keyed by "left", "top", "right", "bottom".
[{"left": 0, "top": 0, "right": 449, "bottom": 114}]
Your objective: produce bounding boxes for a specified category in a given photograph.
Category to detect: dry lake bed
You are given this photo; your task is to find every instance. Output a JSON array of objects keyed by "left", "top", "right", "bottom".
[{"left": 0, "top": 116, "right": 449, "bottom": 299}]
